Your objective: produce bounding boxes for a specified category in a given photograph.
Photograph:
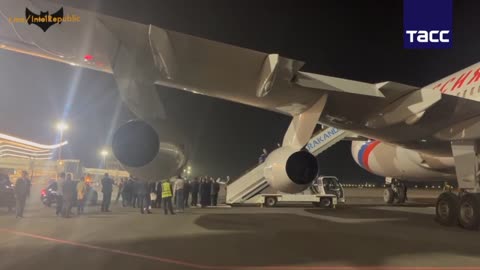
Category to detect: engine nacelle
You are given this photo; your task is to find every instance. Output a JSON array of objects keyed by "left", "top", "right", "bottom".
[
  {"left": 351, "top": 141, "right": 455, "bottom": 181},
  {"left": 264, "top": 146, "right": 319, "bottom": 193},
  {"left": 112, "top": 120, "right": 160, "bottom": 168},
  {"left": 112, "top": 120, "right": 187, "bottom": 180}
]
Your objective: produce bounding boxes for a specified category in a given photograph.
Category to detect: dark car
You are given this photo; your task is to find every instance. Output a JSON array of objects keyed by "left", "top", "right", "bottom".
[
  {"left": 0, "top": 179, "right": 15, "bottom": 212},
  {"left": 41, "top": 181, "right": 98, "bottom": 207}
]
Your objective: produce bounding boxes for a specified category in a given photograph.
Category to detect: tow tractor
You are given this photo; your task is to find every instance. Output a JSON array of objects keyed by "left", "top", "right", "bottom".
[{"left": 228, "top": 176, "right": 345, "bottom": 208}]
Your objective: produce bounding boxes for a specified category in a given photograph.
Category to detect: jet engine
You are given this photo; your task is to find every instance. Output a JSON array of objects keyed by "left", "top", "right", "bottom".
[
  {"left": 351, "top": 141, "right": 455, "bottom": 181},
  {"left": 112, "top": 120, "right": 187, "bottom": 180},
  {"left": 264, "top": 146, "right": 319, "bottom": 193}
]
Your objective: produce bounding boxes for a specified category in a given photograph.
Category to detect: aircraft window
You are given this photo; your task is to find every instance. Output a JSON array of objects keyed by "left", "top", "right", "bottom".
[
  {"left": 456, "top": 92, "right": 461, "bottom": 96},
  {"left": 478, "top": 85, "right": 480, "bottom": 93},
  {"left": 471, "top": 87, "right": 475, "bottom": 96},
  {"left": 463, "top": 90, "right": 467, "bottom": 97}
]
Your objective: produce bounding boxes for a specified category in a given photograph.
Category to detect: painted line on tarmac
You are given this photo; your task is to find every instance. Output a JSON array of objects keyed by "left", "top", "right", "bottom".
[
  {"left": 297, "top": 211, "right": 406, "bottom": 224},
  {"left": 0, "top": 228, "right": 209, "bottom": 269},
  {"left": 1, "top": 228, "right": 479, "bottom": 270}
]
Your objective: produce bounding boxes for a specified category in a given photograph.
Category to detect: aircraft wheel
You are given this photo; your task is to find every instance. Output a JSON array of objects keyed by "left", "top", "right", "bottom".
[
  {"left": 384, "top": 187, "right": 394, "bottom": 204},
  {"left": 394, "top": 185, "right": 406, "bottom": 204},
  {"left": 435, "top": 192, "right": 459, "bottom": 226},
  {"left": 264, "top": 197, "right": 277, "bottom": 207},
  {"left": 319, "top": 198, "right": 333, "bottom": 208},
  {"left": 458, "top": 193, "right": 480, "bottom": 230}
]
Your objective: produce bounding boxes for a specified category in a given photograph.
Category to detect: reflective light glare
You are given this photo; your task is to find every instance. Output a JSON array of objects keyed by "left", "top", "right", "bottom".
[
  {"left": 84, "top": 54, "right": 93, "bottom": 61},
  {"left": 0, "top": 133, "right": 67, "bottom": 150},
  {"left": 56, "top": 122, "right": 69, "bottom": 132}
]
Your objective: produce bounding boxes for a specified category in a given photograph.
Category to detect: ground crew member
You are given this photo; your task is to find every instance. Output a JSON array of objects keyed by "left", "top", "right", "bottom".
[
  {"left": 14, "top": 171, "right": 30, "bottom": 218},
  {"left": 161, "top": 179, "right": 174, "bottom": 215}
]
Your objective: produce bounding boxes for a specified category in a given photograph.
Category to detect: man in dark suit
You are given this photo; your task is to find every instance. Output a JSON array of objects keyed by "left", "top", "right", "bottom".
[
  {"left": 191, "top": 178, "right": 199, "bottom": 207},
  {"left": 101, "top": 173, "right": 114, "bottom": 212},
  {"left": 154, "top": 181, "right": 162, "bottom": 208},
  {"left": 14, "top": 171, "right": 30, "bottom": 218}
]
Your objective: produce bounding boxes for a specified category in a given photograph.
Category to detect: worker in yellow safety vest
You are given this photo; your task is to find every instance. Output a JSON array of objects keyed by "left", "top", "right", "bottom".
[{"left": 161, "top": 179, "right": 175, "bottom": 215}]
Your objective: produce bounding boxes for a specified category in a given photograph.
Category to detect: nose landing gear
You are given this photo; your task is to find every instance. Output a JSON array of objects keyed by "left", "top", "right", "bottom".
[{"left": 383, "top": 178, "right": 407, "bottom": 205}]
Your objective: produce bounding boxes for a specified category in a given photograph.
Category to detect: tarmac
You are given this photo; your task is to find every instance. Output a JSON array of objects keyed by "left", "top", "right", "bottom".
[{"left": 0, "top": 186, "right": 479, "bottom": 270}]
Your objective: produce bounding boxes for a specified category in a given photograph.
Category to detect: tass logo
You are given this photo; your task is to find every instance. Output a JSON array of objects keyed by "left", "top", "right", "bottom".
[{"left": 403, "top": 0, "right": 452, "bottom": 49}]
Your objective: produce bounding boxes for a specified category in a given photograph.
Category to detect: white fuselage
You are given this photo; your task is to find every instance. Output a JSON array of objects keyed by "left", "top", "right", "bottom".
[{"left": 351, "top": 140, "right": 455, "bottom": 181}]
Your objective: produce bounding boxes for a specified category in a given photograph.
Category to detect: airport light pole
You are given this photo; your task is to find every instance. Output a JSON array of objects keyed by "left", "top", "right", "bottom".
[
  {"left": 56, "top": 121, "right": 68, "bottom": 162},
  {"left": 100, "top": 149, "right": 109, "bottom": 169}
]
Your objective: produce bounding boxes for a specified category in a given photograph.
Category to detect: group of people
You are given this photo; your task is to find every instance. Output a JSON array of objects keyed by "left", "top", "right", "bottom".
[
  {"left": 2, "top": 171, "right": 224, "bottom": 218},
  {"left": 116, "top": 175, "right": 222, "bottom": 215},
  {"left": 55, "top": 172, "right": 96, "bottom": 218}
]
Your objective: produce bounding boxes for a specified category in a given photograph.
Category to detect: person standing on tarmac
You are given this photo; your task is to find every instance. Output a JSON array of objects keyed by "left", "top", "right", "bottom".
[
  {"left": 133, "top": 177, "right": 143, "bottom": 208},
  {"left": 199, "top": 178, "right": 206, "bottom": 207},
  {"left": 115, "top": 178, "right": 125, "bottom": 204},
  {"left": 205, "top": 178, "right": 212, "bottom": 206},
  {"left": 154, "top": 180, "right": 162, "bottom": 208},
  {"left": 123, "top": 177, "right": 134, "bottom": 207},
  {"left": 56, "top": 172, "right": 66, "bottom": 216},
  {"left": 101, "top": 173, "right": 114, "bottom": 212},
  {"left": 137, "top": 181, "right": 152, "bottom": 214},
  {"left": 184, "top": 179, "right": 191, "bottom": 208},
  {"left": 14, "top": 171, "right": 30, "bottom": 218},
  {"left": 161, "top": 179, "right": 174, "bottom": 215},
  {"left": 173, "top": 175, "right": 185, "bottom": 212},
  {"left": 211, "top": 178, "right": 220, "bottom": 206},
  {"left": 62, "top": 173, "right": 76, "bottom": 218},
  {"left": 191, "top": 178, "right": 199, "bottom": 207},
  {"left": 76, "top": 176, "right": 87, "bottom": 215},
  {"left": 121, "top": 177, "right": 131, "bottom": 207}
]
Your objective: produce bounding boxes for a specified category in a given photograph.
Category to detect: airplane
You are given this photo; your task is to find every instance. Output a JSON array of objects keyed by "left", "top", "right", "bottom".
[{"left": 1, "top": 1, "right": 480, "bottom": 230}]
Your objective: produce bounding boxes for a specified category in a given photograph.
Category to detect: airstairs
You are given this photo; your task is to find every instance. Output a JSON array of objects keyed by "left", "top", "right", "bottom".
[{"left": 226, "top": 126, "right": 352, "bottom": 204}]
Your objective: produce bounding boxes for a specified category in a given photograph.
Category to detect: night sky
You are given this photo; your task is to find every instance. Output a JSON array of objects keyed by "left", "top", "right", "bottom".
[{"left": 1, "top": 0, "right": 479, "bottom": 182}]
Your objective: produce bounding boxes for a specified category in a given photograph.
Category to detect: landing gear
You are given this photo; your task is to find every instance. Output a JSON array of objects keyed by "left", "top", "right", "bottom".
[
  {"left": 383, "top": 178, "right": 407, "bottom": 204},
  {"left": 435, "top": 192, "right": 480, "bottom": 230},
  {"left": 458, "top": 193, "right": 480, "bottom": 230},
  {"left": 435, "top": 192, "right": 459, "bottom": 226},
  {"left": 383, "top": 187, "right": 394, "bottom": 204},
  {"left": 440, "top": 140, "right": 480, "bottom": 230}
]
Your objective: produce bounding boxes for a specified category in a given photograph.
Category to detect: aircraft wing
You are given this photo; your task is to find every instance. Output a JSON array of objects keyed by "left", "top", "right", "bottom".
[
  {"left": 147, "top": 25, "right": 443, "bottom": 130},
  {"left": 147, "top": 26, "right": 421, "bottom": 116},
  {"left": 0, "top": 1, "right": 441, "bottom": 129}
]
